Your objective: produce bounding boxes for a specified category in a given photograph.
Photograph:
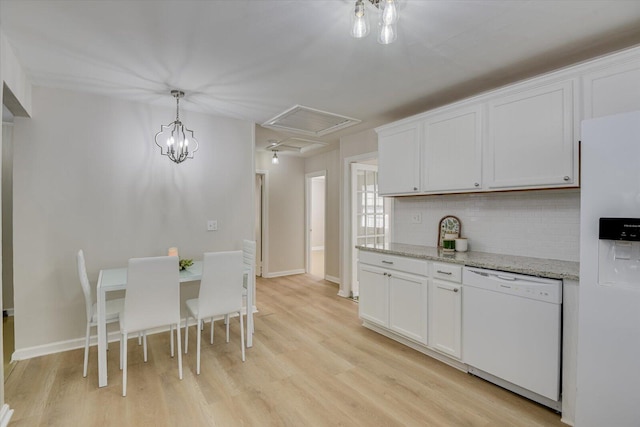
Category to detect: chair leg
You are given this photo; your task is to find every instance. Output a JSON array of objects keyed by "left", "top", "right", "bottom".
[
  {"left": 143, "top": 331, "right": 148, "bottom": 362},
  {"left": 122, "top": 332, "right": 128, "bottom": 397},
  {"left": 120, "top": 332, "right": 123, "bottom": 370},
  {"left": 226, "top": 315, "right": 230, "bottom": 343},
  {"left": 176, "top": 322, "right": 183, "bottom": 380},
  {"left": 210, "top": 318, "right": 214, "bottom": 344},
  {"left": 184, "top": 316, "right": 190, "bottom": 354},
  {"left": 239, "top": 310, "right": 245, "bottom": 362},
  {"left": 196, "top": 317, "right": 202, "bottom": 375},
  {"left": 83, "top": 323, "right": 91, "bottom": 378},
  {"left": 138, "top": 332, "right": 142, "bottom": 346},
  {"left": 170, "top": 324, "right": 175, "bottom": 358}
]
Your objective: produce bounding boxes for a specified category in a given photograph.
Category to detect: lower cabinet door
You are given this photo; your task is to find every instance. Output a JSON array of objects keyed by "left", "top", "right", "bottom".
[
  {"left": 358, "top": 265, "right": 390, "bottom": 327},
  {"left": 389, "top": 271, "right": 428, "bottom": 344},
  {"left": 430, "top": 280, "right": 462, "bottom": 359}
]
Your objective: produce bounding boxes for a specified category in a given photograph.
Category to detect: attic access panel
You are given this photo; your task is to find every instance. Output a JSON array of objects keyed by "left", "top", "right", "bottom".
[{"left": 262, "top": 105, "right": 361, "bottom": 137}]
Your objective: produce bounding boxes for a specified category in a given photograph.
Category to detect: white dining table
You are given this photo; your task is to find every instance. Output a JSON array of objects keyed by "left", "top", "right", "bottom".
[{"left": 96, "top": 260, "right": 255, "bottom": 387}]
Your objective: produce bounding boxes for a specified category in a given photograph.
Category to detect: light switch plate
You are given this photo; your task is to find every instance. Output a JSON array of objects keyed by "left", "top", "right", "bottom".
[
  {"left": 207, "top": 220, "right": 218, "bottom": 231},
  {"left": 411, "top": 213, "right": 422, "bottom": 224}
]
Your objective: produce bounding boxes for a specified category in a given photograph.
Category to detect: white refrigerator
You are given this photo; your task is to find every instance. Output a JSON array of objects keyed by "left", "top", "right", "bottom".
[{"left": 576, "top": 110, "right": 640, "bottom": 426}]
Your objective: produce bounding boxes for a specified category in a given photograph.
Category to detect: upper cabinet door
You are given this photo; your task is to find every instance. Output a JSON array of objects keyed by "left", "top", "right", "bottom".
[
  {"left": 486, "top": 80, "right": 577, "bottom": 189},
  {"left": 422, "top": 105, "right": 483, "bottom": 192},
  {"left": 377, "top": 121, "right": 421, "bottom": 196},
  {"left": 583, "top": 60, "right": 640, "bottom": 120}
]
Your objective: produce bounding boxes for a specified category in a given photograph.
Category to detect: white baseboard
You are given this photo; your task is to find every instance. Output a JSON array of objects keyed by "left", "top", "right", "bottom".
[
  {"left": 263, "top": 269, "right": 305, "bottom": 278},
  {"left": 0, "top": 404, "right": 13, "bottom": 427},
  {"left": 13, "top": 318, "right": 207, "bottom": 361},
  {"left": 325, "top": 275, "right": 340, "bottom": 285}
]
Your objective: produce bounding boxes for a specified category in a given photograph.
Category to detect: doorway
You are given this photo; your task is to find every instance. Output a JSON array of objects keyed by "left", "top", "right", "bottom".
[
  {"left": 351, "top": 162, "right": 390, "bottom": 298},
  {"left": 305, "top": 171, "right": 326, "bottom": 278},
  {"left": 2, "top": 107, "right": 15, "bottom": 379}
]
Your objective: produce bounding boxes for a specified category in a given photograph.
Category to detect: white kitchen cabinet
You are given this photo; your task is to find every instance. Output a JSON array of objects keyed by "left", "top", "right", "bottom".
[
  {"left": 422, "top": 105, "right": 483, "bottom": 192},
  {"left": 358, "top": 251, "right": 428, "bottom": 343},
  {"left": 358, "top": 264, "right": 390, "bottom": 327},
  {"left": 430, "top": 263, "right": 463, "bottom": 359},
  {"left": 486, "top": 80, "right": 577, "bottom": 189},
  {"left": 582, "top": 59, "right": 640, "bottom": 120},
  {"left": 377, "top": 121, "right": 421, "bottom": 195},
  {"left": 389, "top": 270, "right": 428, "bottom": 343}
]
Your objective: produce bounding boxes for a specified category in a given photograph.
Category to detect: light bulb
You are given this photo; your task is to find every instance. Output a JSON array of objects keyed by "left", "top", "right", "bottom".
[
  {"left": 380, "top": 0, "right": 398, "bottom": 25},
  {"left": 167, "top": 136, "right": 174, "bottom": 146},
  {"left": 272, "top": 152, "right": 279, "bottom": 164},
  {"left": 351, "top": 0, "right": 370, "bottom": 38},
  {"left": 184, "top": 137, "right": 189, "bottom": 147},
  {"left": 378, "top": 23, "right": 397, "bottom": 44}
]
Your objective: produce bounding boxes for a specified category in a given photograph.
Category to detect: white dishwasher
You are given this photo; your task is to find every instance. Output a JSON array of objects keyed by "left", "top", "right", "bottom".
[{"left": 462, "top": 267, "right": 562, "bottom": 411}]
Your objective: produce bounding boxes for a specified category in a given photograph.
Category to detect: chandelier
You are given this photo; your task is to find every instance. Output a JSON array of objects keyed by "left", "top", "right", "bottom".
[
  {"left": 351, "top": 0, "right": 399, "bottom": 45},
  {"left": 154, "top": 90, "right": 199, "bottom": 164}
]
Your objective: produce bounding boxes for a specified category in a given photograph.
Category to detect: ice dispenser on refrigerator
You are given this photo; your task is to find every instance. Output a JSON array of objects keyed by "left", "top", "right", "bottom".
[{"left": 598, "top": 218, "right": 640, "bottom": 289}]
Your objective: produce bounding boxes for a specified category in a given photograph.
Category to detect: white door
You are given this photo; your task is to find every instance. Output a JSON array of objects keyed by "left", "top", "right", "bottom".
[
  {"left": 351, "top": 163, "right": 389, "bottom": 297},
  {"left": 305, "top": 171, "right": 326, "bottom": 278}
]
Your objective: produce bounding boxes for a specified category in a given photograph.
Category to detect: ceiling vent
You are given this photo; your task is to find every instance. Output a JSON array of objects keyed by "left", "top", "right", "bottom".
[
  {"left": 267, "top": 137, "right": 329, "bottom": 154},
  {"left": 262, "top": 105, "right": 361, "bottom": 137}
]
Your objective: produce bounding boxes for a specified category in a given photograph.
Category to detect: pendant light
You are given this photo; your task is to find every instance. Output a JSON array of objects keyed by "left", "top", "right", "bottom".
[
  {"left": 154, "top": 90, "right": 199, "bottom": 164},
  {"left": 271, "top": 150, "right": 279, "bottom": 165},
  {"left": 350, "top": 0, "right": 399, "bottom": 45}
]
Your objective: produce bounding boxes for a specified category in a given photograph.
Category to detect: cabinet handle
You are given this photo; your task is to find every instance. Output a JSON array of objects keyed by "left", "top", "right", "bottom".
[
  {"left": 381, "top": 260, "right": 394, "bottom": 265},
  {"left": 383, "top": 272, "right": 388, "bottom": 276},
  {"left": 563, "top": 176, "right": 571, "bottom": 181},
  {"left": 453, "top": 288, "right": 459, "bottom": 293},
  {"left": 437, "top": 270, "right": 452, "bottom": 275},
  {"left": 413, "top": 187, "right": 418, "bottom": 191},
  {"left": 474, "top": 182, "right": 479, "bottom": 187}
]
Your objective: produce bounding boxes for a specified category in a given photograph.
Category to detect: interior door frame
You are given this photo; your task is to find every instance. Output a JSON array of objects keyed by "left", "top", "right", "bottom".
[
  {"left": 341, "top": 151, "right": 396, "bottom": 298},
  {"left": 305, "top": 170, "right": 326, "bottom": 276},
  {"left": 350, "top": 162, "right": 379, "bottom": 297},
  {"left": 255, "top": 170, "right": 269, "bottom": 277}
]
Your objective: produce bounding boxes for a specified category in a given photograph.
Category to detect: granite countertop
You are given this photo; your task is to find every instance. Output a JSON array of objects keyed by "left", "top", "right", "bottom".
[{"left": 356, "top": 243, "right": 580, "bottom": 281}]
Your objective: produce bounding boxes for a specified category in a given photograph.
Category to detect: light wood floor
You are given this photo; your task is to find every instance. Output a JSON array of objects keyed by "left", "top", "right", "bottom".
[{"left": 5, "top": 274, "right": 564, "bottom": 426}]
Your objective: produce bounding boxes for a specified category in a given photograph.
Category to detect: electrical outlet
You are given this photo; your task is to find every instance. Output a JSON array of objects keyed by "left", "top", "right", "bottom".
[
  {"left": 411, "top": 213, "right": 422, "bottom": 224},
  {"left": 207, "top": 220, "right": 218, "bottom": 231}
]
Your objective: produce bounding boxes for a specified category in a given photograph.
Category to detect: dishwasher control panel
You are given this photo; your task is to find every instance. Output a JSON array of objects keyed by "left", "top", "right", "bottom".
[{"left": 463, "top": 267, "right": 562, "bottom": 304}]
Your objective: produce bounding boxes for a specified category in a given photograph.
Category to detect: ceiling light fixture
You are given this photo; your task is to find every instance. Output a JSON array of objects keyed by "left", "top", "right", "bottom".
[
  {"left": 271, "top": 150, "right": 279, "bottom": 165},
  {"left": 154, "top": 90, "right": 199, "bottom": 164},
  {"left": 351, "top": 0, "right": 399, "bottom": 45}
]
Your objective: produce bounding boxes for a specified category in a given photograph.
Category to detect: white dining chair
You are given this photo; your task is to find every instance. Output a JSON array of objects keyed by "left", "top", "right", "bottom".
[
  {"left": 184, "top": 251, "right": 245, "bottom": 374},
  {"left": 120, "top": 256, "right": 183, "bottom": 396},
  {"left": 242, "top": 240, "right": 256, "bottom": 336},
  {"left": 78, "top": 249, "right": 125, "bottom": 378}
]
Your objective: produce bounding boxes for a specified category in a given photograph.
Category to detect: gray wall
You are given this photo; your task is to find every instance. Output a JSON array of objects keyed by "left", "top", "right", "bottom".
[
  {"left": 256, "top": 151, "right": 305, "bottom": 276},
  {"left": 12, "top": 86, "right": 254, "bottom": 353}
]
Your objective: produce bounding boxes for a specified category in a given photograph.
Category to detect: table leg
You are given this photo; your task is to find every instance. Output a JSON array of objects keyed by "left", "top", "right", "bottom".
[
  {"left": 246, "top": 268, "right": 254, "bottom": 348},
  {"left": 97, "top": 271, "right": 108, "bottom": 387}
]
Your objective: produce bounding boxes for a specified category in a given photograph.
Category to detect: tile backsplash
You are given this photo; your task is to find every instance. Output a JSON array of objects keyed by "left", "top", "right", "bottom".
[{"left": 392, "top": 189, "right": 580, "bottom": 262}]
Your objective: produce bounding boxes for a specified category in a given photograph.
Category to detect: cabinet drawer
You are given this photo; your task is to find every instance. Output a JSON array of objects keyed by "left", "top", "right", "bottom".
[
  {"left": 358, "top": 251, "right": 428, "bottom": 276},
  {"left": 433, "top": 262, "right": 462, "bottom": 283}
]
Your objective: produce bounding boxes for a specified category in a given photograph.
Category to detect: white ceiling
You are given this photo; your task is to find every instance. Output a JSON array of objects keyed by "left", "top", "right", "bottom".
[{"left": 2, "top": 0, "right": 640, "bottom": 154}]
